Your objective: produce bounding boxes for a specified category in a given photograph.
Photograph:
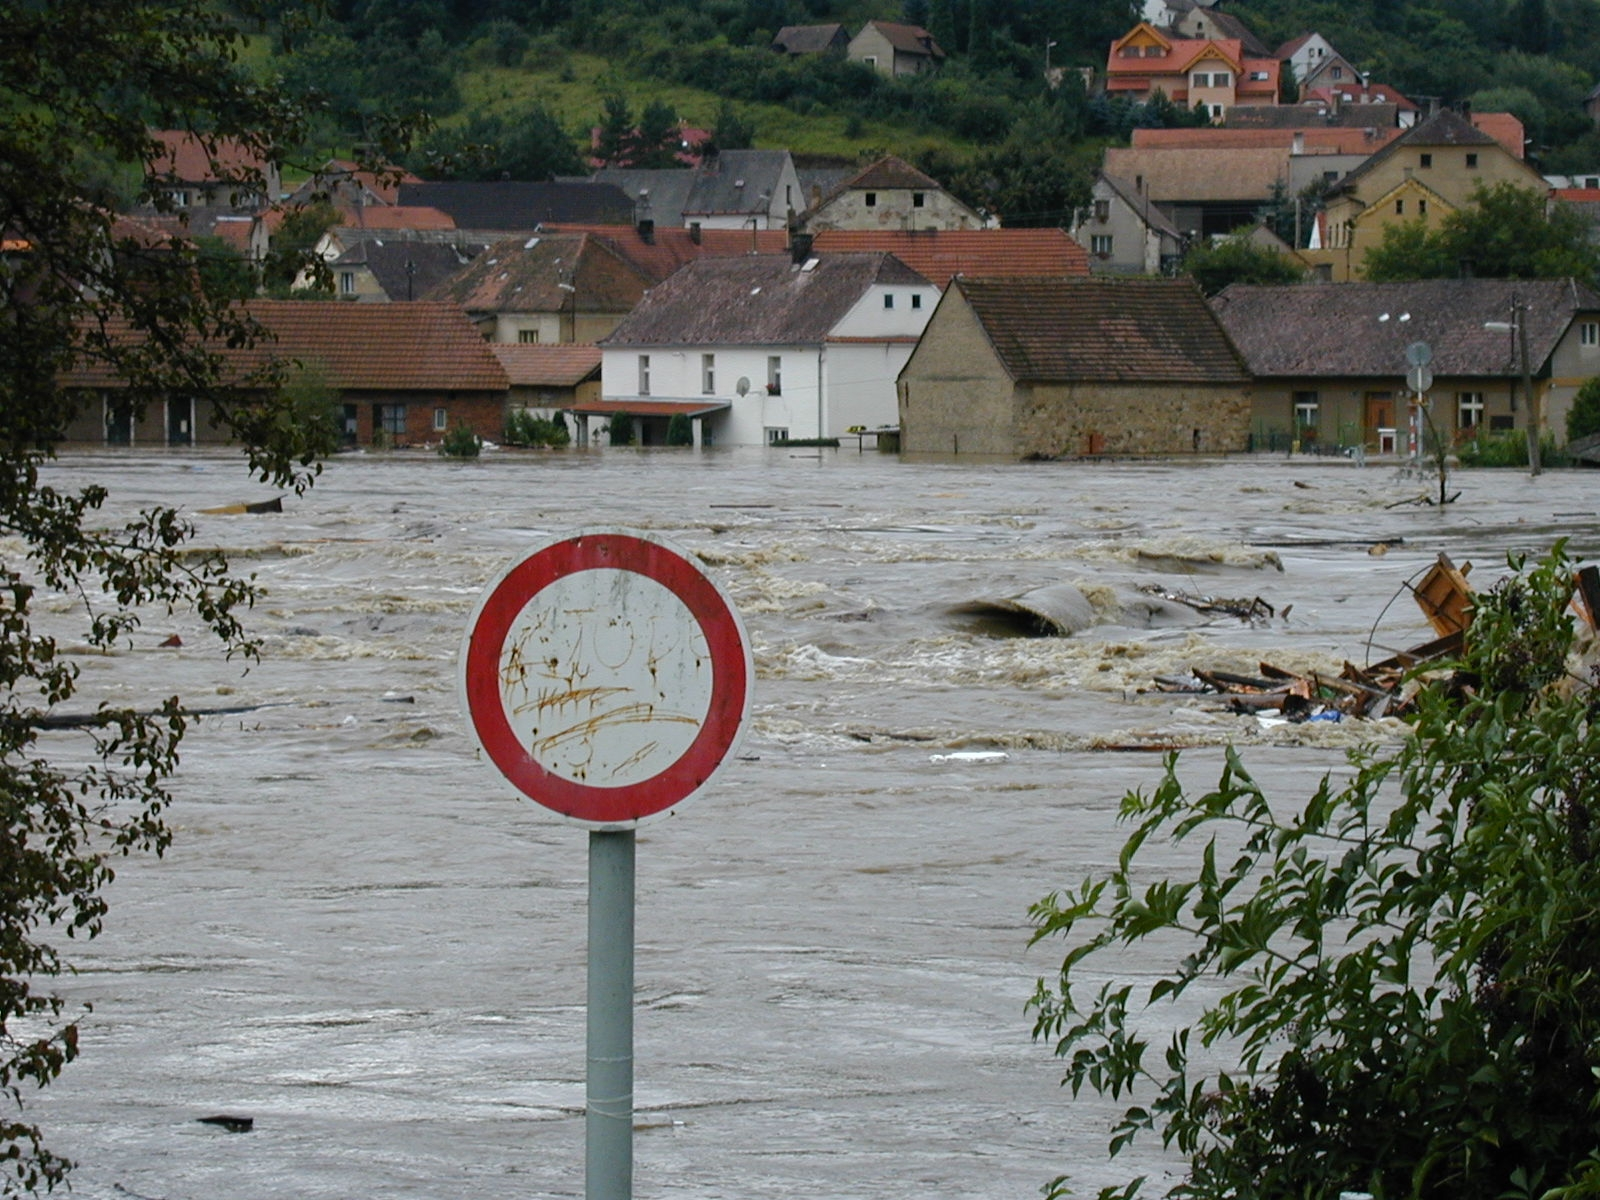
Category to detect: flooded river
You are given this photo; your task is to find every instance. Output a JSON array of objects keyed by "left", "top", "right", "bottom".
[{"left": 24, "top": 446, "right": 1600, "bottom": 1199}]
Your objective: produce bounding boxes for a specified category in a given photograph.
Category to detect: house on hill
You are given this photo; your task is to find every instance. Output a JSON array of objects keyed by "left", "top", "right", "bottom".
[
  {"left": 799, "top": 155, "right": 988, "bottom": 232},
  {"left": 1211, "top": 279, "right": 1600, "bottom": 453},
  {"left": 144, "top": 130, "right": 280, "bottom": 211},
  {"left": 681, "top": 149, "right": 801, "bottom": 230},
  {"left": 1104, "top": 22, "right": 1280, "bottom": 122},
  {"left": 593, "top": 252, "right": 938, "bottom": 447},
  {"left": 1305, "top": 108, "right": 1544, "bottom": 280},
  {"left": 897, "top": 277, "right": 1252, "bottom": 458},
  {"left": 1070, "top": 171, "right": 1185, "bottom": 275},
  {"left": 60, "top": 302, "right": 509, "bottom": 449},
  {"left": 771, "top": 23, "right": 849, "bottom": 56},
  {"left": 847, "top": 21, "right": 944, "bottom": 76}
]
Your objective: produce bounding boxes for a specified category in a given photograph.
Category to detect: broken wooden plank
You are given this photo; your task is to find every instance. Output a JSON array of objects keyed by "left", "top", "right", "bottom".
[{"left": 1410, "top": 553, "right": 1474, "bottom": 638}]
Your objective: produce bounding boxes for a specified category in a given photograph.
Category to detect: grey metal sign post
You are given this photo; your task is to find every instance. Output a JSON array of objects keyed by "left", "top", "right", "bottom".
[{"left": 459, "top": 529, "right": 753, "bottom": 1200}]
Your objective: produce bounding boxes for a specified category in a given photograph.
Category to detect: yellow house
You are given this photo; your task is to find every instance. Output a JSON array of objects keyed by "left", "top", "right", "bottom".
[{"left": 1305, "top": 109, "right": 1544, "bottom": 280}]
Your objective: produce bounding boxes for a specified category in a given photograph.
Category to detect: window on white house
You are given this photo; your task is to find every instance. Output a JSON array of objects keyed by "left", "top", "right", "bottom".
[
  {"left": 765, "top": 427, "right": 789, "bottom": 444},
  {"left": 433, "top": 407, "right": 447, "bottom": 432},
  {"left": 1582, "top": 322, "right": 1599, "bottom": 347},
  {"left": 1093, "top": 198, "right": 1110, "bottom": 221},
  {"left": 865, "top": 192, "right": 877, "bottom": 207},
  {"left": 1209, "top": 104, "right": 1224, "bottom": 119},
  {"left": 1457, "top": 392, "right": 1485, "bottom": 428},
  {"left": 701, "top": 353, "right": 715, "bottom": 394},
  {"left": 518, "top": 329, "right": 540, "bottom": 344},
  {"left": 883, "top": 293, "right": 895, "bottom": 309},
  {"left": 911, "top": 293, "right": 923, "bottom": 309},
  {"left": 638, "top": 354, "right": 651, "bottom": 396},
  {"left": 339, "top": 271, "right": 356, "bottom": 294},
  {"left": 1091, "top": 234, "right": 1113, "bottom": 257},
  {"left": 912, "top": 191, "right": 925, "bottom": 207},
  {"left": 767, "top": 356, "right": 782, "bottom": 394}
]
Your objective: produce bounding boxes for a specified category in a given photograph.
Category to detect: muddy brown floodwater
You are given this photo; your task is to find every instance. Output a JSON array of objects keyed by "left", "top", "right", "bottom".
[{"left": 21, "top": 446, "right": 1600, "bottom": 1199}]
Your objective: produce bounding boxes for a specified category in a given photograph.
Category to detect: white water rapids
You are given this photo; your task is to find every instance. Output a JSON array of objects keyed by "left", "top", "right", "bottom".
[{"left": 21, "top": 446, "right": 1600, "bottom": 1199}]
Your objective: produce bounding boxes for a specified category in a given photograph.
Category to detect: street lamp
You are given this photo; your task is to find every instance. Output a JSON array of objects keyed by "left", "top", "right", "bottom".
[
  {"left": 1045, "top": 39, "right": 1058, "bottom": 77},
  {"left": 1484, "top": 296, "right": 1540, "bottom": 476}
]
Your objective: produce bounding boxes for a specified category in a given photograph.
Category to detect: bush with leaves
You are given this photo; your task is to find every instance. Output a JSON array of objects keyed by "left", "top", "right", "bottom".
[
  {"left": 1030, "top": 543, "right": 1600, "bottom": 1200},
  {"left": 439, "top": 423, "right": 482, "bottom": 457},
  {"left": 1568, "top": 376, "right": 1600, "bottom": 443},
  {"left": 1183, "top": 236, "right": 1306, "bottom": 296},
  {"left": 503, "top": 409, "right": 570, "bottom": 448}
]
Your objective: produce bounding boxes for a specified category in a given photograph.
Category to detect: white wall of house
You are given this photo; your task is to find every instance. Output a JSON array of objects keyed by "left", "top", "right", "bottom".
[
  {"left": 1283, "top": 34, "right": 1335, "bottom": 92},
  {"left": 807, "top": 187, "right": 984, "bottom": 232},
  {"left": 825, "top": 342, "right": 913, "bottom": 432},
  {"left": 834, "top": 282, "right": 940, "bottom": 339}
]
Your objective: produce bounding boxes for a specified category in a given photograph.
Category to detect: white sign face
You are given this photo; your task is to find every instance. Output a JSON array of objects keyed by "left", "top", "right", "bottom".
[
  {"left": 497, "top": 569, "right": 715, "bottom": 789},
  {"left": 460, "top": 529, "right": 752, "bottom": 829}
]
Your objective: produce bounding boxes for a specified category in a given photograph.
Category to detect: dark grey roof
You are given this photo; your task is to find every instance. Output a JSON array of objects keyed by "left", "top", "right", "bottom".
[
  {"left": 1201, "top": 9, "right": 1270, "bottom": 57},
  {"left": 772, "top": 23, "right": 848, "bottom": 54},
  {"left": 601, "top": 253, "right": 930, "bottom": 347},
  {"left": 1097, "top": 172, "right": 1182, "bottom": 239},
  {"left": 589, "top": 167, "right": 696, "bottom": 227},
  {"left": 1226, "top": 104, "right": 1399, "bottom": 129},
  {"left": 1210, "top": 279, "right": 1600, "bottom": 377},
  {"left": 396, "top": 182, "right": 635, "bottom": 230},
  {"left": 954, "top": 277, "right": 1250, "bottom": 384},
  {"left": 333, "top": 239, "right": 486, "bottom": 300},
  {"left": 682, "top": 150, "right": 792, "bottom": 218}
]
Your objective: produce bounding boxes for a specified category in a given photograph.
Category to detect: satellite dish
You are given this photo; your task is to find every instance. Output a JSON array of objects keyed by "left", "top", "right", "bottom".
[{"left": 736, "top": 377, "right": 750, "bottom": 396}]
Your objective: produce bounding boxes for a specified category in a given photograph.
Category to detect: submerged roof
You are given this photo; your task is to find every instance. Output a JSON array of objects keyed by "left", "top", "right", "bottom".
[{"left": 954, "top": 276, "right": 1249, "bottom": 384}]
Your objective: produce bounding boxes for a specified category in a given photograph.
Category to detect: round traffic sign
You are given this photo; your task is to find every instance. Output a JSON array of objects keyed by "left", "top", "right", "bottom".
[
  {"left": 1407, "top": 364, "right": 1434, "bottom": 394},
  {"left": 459, "top": 530, "right": 752, "bottom": 828},
  {"left": 1405, "top": 340, "right": 1433, "bottom": 367}
]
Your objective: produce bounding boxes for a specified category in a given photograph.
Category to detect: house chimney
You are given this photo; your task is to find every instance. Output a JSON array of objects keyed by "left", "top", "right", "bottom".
[
  {"left": 1291, "top": 131, "right": 1304, "bottom": 155},
  {"left": 790, "top": 232, "right": 814, "bottom": 264},
  {"left": 689, "top": 221, "right": 702, "bottom": 245}
]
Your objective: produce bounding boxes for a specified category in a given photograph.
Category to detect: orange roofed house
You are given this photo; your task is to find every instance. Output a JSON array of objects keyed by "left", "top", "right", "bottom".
[{"left": 1105, "top": 22, "right": 1279, "bottom": 121}]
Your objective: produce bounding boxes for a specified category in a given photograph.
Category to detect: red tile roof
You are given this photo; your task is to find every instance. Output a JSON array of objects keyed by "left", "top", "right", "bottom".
[
  {"left": 334, "top": 205, "right": 456, "bottom": 230},
  {"left": 809, "top": 229, "right": 1088, "bottom": 288},
  {"left": 491, "top": 343, "right": 602, "bottom": 387},
  {"left": 64, "top": 301, "right": 507, "bottom": 392},
  {"left": 539, "top": 223, "right": 789, "bottom": 283},
  {"left": 1471, "top": 111, "right": 1527, "bottom": 158},
  {"left": 1131, "top": 127, "right": 1402, "bottom": 153},
  {"left": 148, "top": 130, "right": 270, "bottom": 183},
  {"left": 862, "top": 20, "right": 945, "bottom": 59}
]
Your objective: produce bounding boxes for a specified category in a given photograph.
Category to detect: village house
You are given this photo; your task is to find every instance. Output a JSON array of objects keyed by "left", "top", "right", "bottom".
[
  {"left": 680, "top": 149, "right": 802, "bottom": 230},
  {"left": 1102, "top": 144, "right": 1292, "bottom": 239},
  {"left": 592, "top": 251, "right": 937, "bottom": 447},
  {"left": 1103, "top": 22, "right": 1280, "bottom": 122},
  {"left": 798, "top": 155, "right": 988, "bottom": 232},
  {"left": 491, "top": 342, "right": 601, "bottom": 435},
  {"left": 1305, "top": 108, "right": 1542, "bottom": 280},
  {"left": 847, "top": 21, "right": 944, "bottom": 76},
  {"left": 323, "top": 238, "right": 484, "bottom": 303},
  {"left": 897, "top": 277, "right": 1252, "bottom": 458},
  {"left": 770, "top": 22, "right": 849, "bottom": 56},
  {"left": 1210, "top": 278, "right": 1600, "bottom": 452},
  {"left": 144, "top": 130, "right": 281, "bottom": 211},
  {"left": 427, "top": 232, "right": 655, "bottom": 344},
  {"left": 1070, "top": 170, "right": 1186, "bottom": 274},
  {"left": 60, "top": 301, "right": 509, "bottom": 448}
]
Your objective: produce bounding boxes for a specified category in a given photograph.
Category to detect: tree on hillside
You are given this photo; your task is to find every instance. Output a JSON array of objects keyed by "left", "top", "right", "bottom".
[
  {"left": 0, "top": 1, "right": 383, "bottom": 1190},
  {"left": 1363, "top": 181, "right": 1600, "bottom": 283},
  {"left": 1031, "top": 544, "right": 1600, "bottom": 1200}
]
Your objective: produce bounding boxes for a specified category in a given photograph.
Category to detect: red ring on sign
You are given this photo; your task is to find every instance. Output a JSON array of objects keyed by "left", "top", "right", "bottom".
[{"left": 463, "top": 533, "right": 749, "bottom": 825}]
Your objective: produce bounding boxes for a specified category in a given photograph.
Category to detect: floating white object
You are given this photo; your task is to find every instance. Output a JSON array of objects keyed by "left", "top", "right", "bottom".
[{"left": 930, "top": 751, "right": 1009, "bottom": 764}]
